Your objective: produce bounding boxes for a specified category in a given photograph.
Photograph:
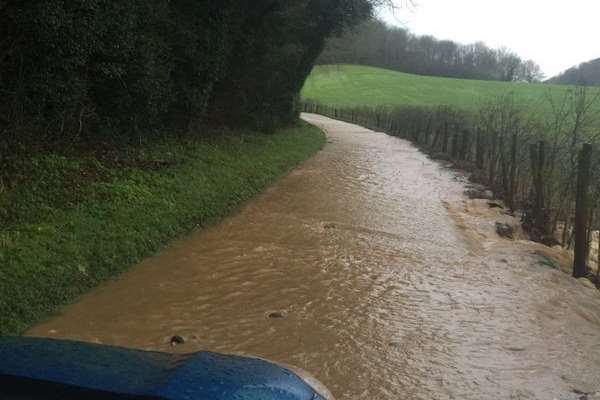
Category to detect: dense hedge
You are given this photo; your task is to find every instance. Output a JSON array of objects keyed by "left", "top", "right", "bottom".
[{"left": 0, "top": 1, "right": 372, "bottom": 181}]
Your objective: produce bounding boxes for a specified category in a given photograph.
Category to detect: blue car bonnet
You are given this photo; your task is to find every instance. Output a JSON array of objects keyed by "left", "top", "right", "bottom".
[{"left": 0, "top": 337, "right": 327, "bottom": 400}]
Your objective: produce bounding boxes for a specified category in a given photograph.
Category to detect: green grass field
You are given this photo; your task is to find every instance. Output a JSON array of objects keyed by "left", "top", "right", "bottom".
[{"left": 302, "top": 64, "right": 600, "bottom": 116}]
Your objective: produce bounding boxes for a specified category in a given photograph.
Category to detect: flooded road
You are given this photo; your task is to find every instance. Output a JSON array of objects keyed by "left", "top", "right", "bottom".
[{"left": 29, "top": 114, "right": 600, "bottom": 399}]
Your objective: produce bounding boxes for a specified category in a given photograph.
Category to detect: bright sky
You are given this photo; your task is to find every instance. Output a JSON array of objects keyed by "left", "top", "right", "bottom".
[{"left": 380, "top": 0, "right": 600, "bottom": 78}]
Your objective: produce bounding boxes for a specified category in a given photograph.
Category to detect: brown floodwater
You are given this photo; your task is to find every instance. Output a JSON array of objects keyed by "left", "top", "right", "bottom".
[{"left": 28, "top": 114, "right": 600, "bottom": 399}]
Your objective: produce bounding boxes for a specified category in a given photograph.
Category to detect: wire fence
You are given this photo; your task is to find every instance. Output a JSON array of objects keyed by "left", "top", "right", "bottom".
[{"left": 302, "top": 96, "right": 600, "bottom": 281}]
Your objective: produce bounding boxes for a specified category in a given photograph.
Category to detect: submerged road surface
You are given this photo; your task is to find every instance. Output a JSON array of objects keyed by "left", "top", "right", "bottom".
[{"left": 29, "top": 114, "right": 600, "bottom": 399}]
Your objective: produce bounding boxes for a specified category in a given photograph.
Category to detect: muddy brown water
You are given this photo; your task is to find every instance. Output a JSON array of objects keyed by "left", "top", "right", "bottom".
[{"left": 28, "top": 114, "right": 600, "bottom": 399}]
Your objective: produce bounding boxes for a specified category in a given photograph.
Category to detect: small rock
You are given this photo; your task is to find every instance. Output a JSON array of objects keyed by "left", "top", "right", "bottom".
[
  {"left": 536, "top": 254, "right": 560, "bottom": 270},
  {"left": 495, "top": 222, "right": 514, "bottom": 239},
  {"left": 268, "top": 311, "right": 287, "bottom": 319},
  {"left": 573, "top": 389, "right": 593, "bottom": 400},
  {"left": 453, "top": 175, "right": 469, "bottom": 184},
  {"left": 540, "top": 235, "right": 561, "bottom": 247},
  {"left": 464, "top": 189, "right": 480, "bottom": 199},
  {"left": 323, "top": 222, "right": 336, "bottom": 229},
  {"left": 170, "top": 335, "right": 185, "bottom": 346},
  {"left": 465, "top": 188, "right": 494, "bottom": 200},
  {"left": 578, "top": 278, "right": 597, "bottom": 290},
  {"left": 431, "top": 152, "right": 452, "bottom": 161}
]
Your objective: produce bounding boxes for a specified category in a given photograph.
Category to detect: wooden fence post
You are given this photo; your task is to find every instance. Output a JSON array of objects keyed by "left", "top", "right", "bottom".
[
  {"left": 488, "top": 131, "right": 498, "bottom": 185},
  {"left": 424, "top": 117, "right": 432, "bottom": 147},
  {"left": 573, "top": 143, "right": 593, "bottom": 278},
  {"left": 415, "top": 119, "right": 422, "bottom": 144},
  {"left": 431, "top": 126, "right": 441, "bottom": 151},
  {"left": 475, "top": 127, "right": 484, "bottom": 169},
  {"left": 508, "top": 132, "right": 517, "bottom": 211},
  {"left": 451, "top": 127, "right": 459, "bottom": 158},
  {"left": 536, "top": 140, "right": 546, "bottom": 231},
  {"left": 442, "top": 121, "right": 449, "bottom": 153},
  {"left": 529, "top": 143, "right": 538, "bottom": 183},
  {"left": 460, "top": 129, "right": 471, "bottom": 161}
]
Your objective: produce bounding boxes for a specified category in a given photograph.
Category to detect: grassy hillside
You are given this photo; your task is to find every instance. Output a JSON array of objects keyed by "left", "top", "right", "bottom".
[{"left": 302, "top": 64, "right": 598, "bottom": 115}]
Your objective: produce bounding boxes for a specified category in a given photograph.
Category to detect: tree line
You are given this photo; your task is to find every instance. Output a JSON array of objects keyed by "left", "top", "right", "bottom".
[
  {"left": 318, "top": 19, "right": 545, "bottom": 83},
  {"left": 0, "top": 0, "right": 376, "bottom": 186},
  {"left": 548, "top": 58, "right": 600, "bottom": 87}
]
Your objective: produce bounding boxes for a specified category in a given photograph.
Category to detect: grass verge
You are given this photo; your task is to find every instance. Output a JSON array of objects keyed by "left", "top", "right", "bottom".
[{"left": 0, "top": 122, "right": 325, "bottom": 335}]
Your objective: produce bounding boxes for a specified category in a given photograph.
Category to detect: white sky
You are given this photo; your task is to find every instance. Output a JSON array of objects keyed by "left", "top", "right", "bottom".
[{"left": 380, "top": 0, "right": 600, "bottom": 78}]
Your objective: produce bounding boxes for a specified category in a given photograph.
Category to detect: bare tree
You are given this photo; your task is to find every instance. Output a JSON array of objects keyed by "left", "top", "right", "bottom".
[
  {"left": 516, "top": 60, "right": 546, "bottom": 83},
  {"left": 496, "top": 47, "right": 522, "bottom": 81}
]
